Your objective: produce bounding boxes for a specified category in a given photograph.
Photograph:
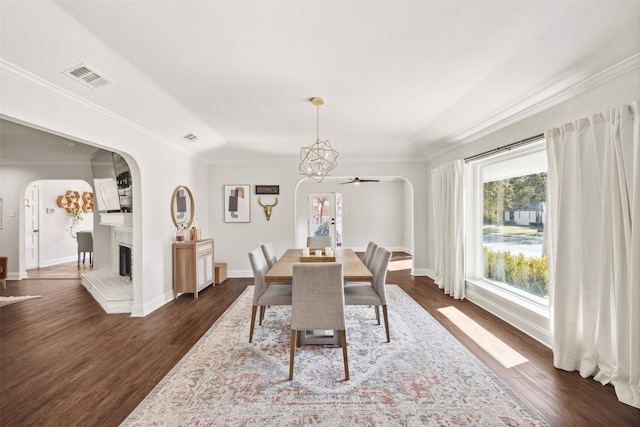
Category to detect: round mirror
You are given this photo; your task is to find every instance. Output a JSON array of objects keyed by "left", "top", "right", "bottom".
[{"left": 171, "top": 185, "right": 194, "bottom": 229}]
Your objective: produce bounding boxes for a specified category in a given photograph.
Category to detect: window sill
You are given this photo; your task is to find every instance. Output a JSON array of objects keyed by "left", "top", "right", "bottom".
[{"left": 465, "top": 279, "right": 551, "bottom": 347}]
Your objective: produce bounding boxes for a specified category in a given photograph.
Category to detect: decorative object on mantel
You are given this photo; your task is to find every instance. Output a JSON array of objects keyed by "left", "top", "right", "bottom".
[
  {"left": 224, "top": 185, "right": 250, "bottom": 223},
  {"left": 171, "top": 186, "right": 194, "bottom": 240},
  {"left": 298, "top": 97, "right": 339, "bottom": 183},
  {"left": 257, "top": 197, "right": 278, "bottom": 221}
]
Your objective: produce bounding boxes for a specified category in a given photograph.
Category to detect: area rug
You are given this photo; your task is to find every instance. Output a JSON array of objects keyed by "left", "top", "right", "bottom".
[
  {"left": 123, "top": 285, "right": 548, "bottom": 426},
  {"left": 0, "top": 295, "right": 41, "bottom": 307}
]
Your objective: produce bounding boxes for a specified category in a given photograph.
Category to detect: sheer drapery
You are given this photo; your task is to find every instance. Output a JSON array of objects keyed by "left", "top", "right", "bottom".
[
  {"left": 546, "top": 100, "right": 639, "bottom": 408},
  {"left": 431, "top": 160, "right": 465, "bottom": 299}
]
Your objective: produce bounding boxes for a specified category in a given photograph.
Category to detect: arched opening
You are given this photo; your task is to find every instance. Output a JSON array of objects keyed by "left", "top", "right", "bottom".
[
  {"left": 294, "top": 175, "right": 415, "bottom": 272},
  {"left": 23, "top": 179, "right": 95, "bottom": 276}
]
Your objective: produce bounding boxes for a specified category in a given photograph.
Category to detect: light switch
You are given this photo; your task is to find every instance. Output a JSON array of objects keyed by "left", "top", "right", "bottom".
[{"left": 10, "top": 210, "right": 15, "bottom": 217}]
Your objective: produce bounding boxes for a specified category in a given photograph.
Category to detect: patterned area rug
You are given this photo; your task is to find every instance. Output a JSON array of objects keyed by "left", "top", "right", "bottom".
[
  {"left": 0, "top": 295, "right": 41, "bottom": 307},
  {"left": 123, "top": 285, "right": 548, "bottom": 426}
]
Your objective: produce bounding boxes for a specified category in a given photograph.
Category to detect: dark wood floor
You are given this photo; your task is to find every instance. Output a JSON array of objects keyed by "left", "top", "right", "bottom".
[{"left": 1, "top": 254, "right": 638, "bottom": 426}]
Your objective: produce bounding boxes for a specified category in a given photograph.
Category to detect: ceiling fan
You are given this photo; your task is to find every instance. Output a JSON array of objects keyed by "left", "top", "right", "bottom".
[{"left": 341, "top": 177, "right": 380, "bottom": 185}]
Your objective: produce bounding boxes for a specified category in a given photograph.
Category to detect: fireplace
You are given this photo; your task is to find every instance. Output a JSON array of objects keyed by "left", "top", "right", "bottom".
[
  {"left": 110, "top": 226, "right": 133, "bottom": 279},
  {"left": 119, "top": 245, "right": 132, "bottom": 278}
]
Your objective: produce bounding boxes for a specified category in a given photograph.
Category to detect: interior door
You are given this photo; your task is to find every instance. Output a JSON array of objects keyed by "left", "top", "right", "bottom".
[
  {"left": 308, "top": 193, "right": 342, "bottom": 247},
  {"left": 25, "top": 183, "right": 41, "bottom": 270}
]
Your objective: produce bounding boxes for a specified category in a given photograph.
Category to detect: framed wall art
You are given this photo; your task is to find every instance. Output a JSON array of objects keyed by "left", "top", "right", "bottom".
[
  {"left": 224, "top": 185, "right": 250, "bottom": 223},
  {"left": 255, "top": 185, "right": 279, "bottom": 195}
]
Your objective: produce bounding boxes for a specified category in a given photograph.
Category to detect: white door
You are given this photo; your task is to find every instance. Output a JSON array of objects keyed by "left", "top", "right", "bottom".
[
  {"left": 308, "top": 193, "right": 342, "bottom": 247},
  {"left": 25, "top": 183, "right": 41, "bottom": 270}
]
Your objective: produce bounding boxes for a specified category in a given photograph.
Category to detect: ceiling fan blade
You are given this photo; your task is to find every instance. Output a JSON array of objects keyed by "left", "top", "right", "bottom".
[{"left": 340, "top": 177, "right": 380, "bottom": 184}]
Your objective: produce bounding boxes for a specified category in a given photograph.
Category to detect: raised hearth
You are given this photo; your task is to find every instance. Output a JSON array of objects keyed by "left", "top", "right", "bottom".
[{"left": 82, "top": 214, "right": 133, "bottom": 314}]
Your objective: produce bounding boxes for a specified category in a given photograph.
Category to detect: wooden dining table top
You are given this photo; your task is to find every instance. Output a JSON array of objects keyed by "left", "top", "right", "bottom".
[{"left": 265, "top": 248, "right": 373, "bottom": 283}]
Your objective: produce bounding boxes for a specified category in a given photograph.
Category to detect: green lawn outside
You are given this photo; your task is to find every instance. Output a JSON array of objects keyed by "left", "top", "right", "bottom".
[{"left": 483, "top": 224, "right": 543, "bottom": 236}]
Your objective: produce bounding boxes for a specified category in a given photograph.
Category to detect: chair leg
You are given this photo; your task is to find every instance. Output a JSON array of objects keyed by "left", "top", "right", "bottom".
[
  {"left": 375, "top": 306, "right": 380, "bottom": 325},
  {"left": 259, "top": 306, "right": 266, "bottom": 325},
  {"left": 340, "top": 330, "right": 349, "bottom": 381},
  {"left": 249, "top": 306, "right": 258, "bottom": 343},
  {"left": 289, "top": 329, "right": 297, "bottom": 380},
  {"left": 382, "top": 305, "right": 390, "bottom": 342},
  {"left": 1, "top": 279, "right": 6, "bottom": 289}
]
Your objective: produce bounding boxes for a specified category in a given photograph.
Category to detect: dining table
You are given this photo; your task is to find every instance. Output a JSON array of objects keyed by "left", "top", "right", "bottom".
[
  {"left": 264, "top": 247, "right": 373, "bottom": 283},
  {"left": 265, "top": 247, "right": 373, "bottom": 345}
]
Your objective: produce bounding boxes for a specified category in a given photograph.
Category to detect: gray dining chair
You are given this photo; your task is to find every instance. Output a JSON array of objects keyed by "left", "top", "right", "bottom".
[
  {"left": 261, "top": 242, "right": 278, "bottom": 269},
  {"left": 362, "top": 241, "right": 379, "bottom": 270},
  {"left": 76, "top": 231, "right": 93, "bottom": 267},
  {"left": 306, "top": 235, "right": 333, "bottom": 250},
  {"left": 344, "top": 246, "right": 392, "bottom": 342},
  {"left": 248, "top": 247, "right": 292, "bottom": 343},
  {"left": 289, "top": 262, "right": 349, "bottom": 381}
]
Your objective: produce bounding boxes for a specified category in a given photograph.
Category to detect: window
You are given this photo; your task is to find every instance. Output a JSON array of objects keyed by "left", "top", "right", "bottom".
[{"left": 466, "top": 140, "right": 549, "bottom": 305}]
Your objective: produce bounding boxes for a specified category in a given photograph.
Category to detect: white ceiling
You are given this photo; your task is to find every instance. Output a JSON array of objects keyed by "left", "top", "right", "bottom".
[{"left": 1, "top": 1, "right": 639, "bottom": 162}]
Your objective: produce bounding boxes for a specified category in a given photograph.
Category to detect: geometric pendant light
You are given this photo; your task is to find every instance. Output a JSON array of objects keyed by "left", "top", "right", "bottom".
[{"left": 298, "top": 97, "right": 339, "bottom": 183}]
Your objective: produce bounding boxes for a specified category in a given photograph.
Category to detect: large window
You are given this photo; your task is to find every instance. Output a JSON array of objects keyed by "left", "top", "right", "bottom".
[{"left": 467, "top": 141, "right": 549, "bottom": 305}]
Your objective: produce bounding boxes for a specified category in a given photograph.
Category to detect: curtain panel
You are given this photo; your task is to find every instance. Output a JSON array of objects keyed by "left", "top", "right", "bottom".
[
  {"left": 546, "top": 100, "right": 639, "bottom": 408},
  {"left": 431, "top": 160, "right": 465, "bottom": 300}
]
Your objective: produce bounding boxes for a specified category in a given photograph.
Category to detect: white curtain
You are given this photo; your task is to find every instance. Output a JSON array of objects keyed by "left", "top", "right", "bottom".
[
  {"left": 431, "top": 159, "right": 465, "bottom": 299},
  {"left": 546, "top": 100, "right": 639, "bottom": 409}
]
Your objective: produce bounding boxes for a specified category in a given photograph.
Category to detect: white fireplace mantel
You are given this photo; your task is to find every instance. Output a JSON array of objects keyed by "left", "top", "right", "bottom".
[{"left": 100, "top": 212, "right": 133, "bottom": 227}]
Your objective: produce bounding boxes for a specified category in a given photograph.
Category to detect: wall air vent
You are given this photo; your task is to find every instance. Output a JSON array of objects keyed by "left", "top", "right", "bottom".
[
  {"left": 183, "top": 133, "right": 199, "bottom": 142},
  {"left": 63, "top": 63, "right": 112, "bottom": 89}
]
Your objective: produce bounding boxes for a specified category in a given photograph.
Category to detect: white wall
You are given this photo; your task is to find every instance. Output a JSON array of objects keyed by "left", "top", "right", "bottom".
[
  {"left": 209, "top": 160, "right": 427, "bottom": 277},
  {"left": 295, "top": 179, "right": 409, "bottom": 250},
  {"left": 37, "top": 179, "right": 94, "bottom": 266}
]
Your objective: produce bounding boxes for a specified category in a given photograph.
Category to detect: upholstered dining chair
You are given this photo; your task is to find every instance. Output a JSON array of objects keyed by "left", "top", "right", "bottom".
[
  {"left": 344, "top": 246, "right": 392, "bottom": 342},
  {"left": 362, "top": 241, "right": 379, "bottom": 270},
  {"left": 261, "top": 242, "right": 278, "bottom": 269},
  {"left": 306, "top": 235, "right": 333, "bottom": 250},
  {"left": 248, "top": 247, "right": 292, "bottom": 343},
  {"left": 289, "top": 262, "right": 349, "bottom": 381},
  {"left": 76, "top": 231, "right": 93, "bottom": 268}
]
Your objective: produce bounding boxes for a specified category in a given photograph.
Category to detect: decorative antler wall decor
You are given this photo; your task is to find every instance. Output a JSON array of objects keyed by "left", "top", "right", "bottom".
[{"left": 258, "top": 197, "right": 278, "bottom": 221}]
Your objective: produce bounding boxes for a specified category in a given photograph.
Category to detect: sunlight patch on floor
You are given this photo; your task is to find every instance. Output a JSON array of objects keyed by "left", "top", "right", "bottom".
[
  {"left": 437, "top": 306, "right": 528, "bottom": 368},
  {"left": 388, "top": 259, "right": 412, "bottom": 271}
]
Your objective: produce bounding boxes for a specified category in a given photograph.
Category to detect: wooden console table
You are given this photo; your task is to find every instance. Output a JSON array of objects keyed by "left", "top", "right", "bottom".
[{"left": 173, "top": 239, "right": 214, "bottom": 298}]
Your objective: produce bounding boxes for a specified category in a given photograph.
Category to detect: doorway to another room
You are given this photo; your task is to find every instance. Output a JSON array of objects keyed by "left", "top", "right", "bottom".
[
  {"left": 308, "top": 192, "right": 342, "bottom": 247},
  {"left": 24, "top": 180, "right": 94, "bottom": 279}
]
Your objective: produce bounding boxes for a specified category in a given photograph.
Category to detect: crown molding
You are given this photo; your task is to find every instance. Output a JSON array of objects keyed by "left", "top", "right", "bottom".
[
  {"left": 425, "top": 53, "right": 640, "bottom": 162},
  {"left": 0, "top": 59, "right": 196, "bottom": 158}
]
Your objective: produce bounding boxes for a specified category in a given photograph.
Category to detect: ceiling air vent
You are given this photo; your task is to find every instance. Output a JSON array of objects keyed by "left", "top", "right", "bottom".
[
  {"left": 63, "top": 63, "right": 112, "bottom": 89},
  {"left": 183, "top": 133, "right": 199, "bottom": 142}
]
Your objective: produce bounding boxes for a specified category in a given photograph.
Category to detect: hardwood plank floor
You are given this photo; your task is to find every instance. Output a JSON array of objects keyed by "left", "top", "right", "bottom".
[{"left": 1, "top": 254, "right": 638, "bottom": 426}]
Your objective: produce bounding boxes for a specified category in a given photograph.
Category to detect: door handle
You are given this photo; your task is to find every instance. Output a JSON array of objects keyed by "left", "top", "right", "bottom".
[{"left": 33, "top": 229, "right": 39, "bottom": 232}]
